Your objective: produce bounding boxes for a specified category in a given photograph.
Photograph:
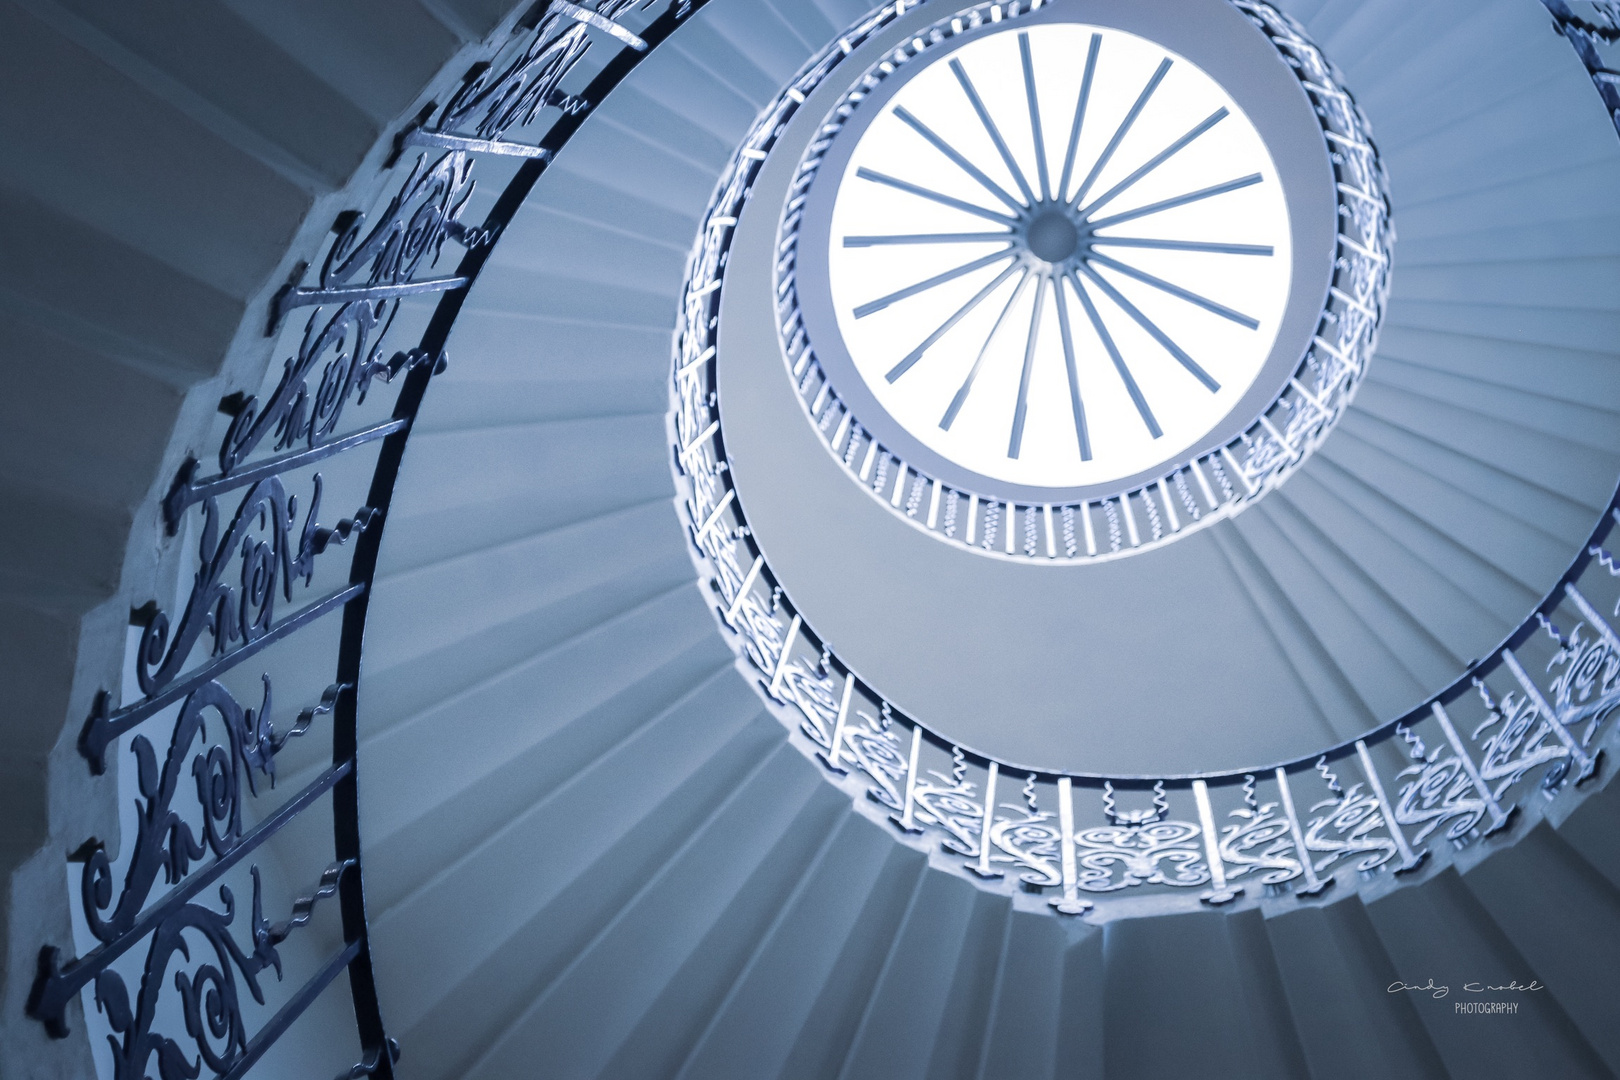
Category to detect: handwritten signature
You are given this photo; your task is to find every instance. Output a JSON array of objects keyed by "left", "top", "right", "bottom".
[{"left": 1387, "top": 979, "right": 1544, "bottom": 1000}]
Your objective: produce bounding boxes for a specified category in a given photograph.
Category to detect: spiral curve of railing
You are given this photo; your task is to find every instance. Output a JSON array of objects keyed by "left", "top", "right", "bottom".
[
  {"left": 24, "top": 0, "right": 1620, "bottom": 1077},
  {"left": 672, "top": 0, "right": 1620, "bottom": 919},
  {"left": 24, "top": 2, "right": 707, "bottom": 1076}
]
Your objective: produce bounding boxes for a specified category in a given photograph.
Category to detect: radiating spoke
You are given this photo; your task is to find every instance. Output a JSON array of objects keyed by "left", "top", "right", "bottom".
[
  {"left": 854, "top": 247, "right": 1016, "bottom": 319},
  {"left": 857, "top": 166, "right": 1018, "bottom": 226},
  {"left": 1070, "top": 58, "right": 1172, "bottom": 209},
  {"left": 1053, "top": 274, "right": 1091, "bottom": 460},
  {"left": 1009, "top": 273, "right": 1049, "bottom": 458},
  {"left": 1069, "top": 270, "right": 1160, "bottom": 439},
  {"left": 949, "top": 58, "right": 1038, "bottom": 208},
  {"left": 1088, "top": 251, "right": 1259, "bottom": 329},
  {"left": 1019, "top": 33, "right": 1051, "bottom": 202},
  {"left": 1079, "top": 107, "right": 1228, "bottom": 217},
  {"left": 1086, "top": 173, "right": 1263, "bottom": 230},
  {"left": 845, "top": 231, "right": 1017, "bottom": 247},
  {"left": 1078, "top": 262, "right": 1220, "bottom": 392},
  {"left": 888, "top": 260, "right": 1023, "bottom": 382},
  {"left": 1057, "top": 34, "right": 1102, "bottom": 204},
  {"left": 1089, "top": 236, "right": 1273, "bottom": 256},
  {"left": 942, "top": 269, "right": 1032, "bottom": 430},
  {"left": 893, "top": 107, "right": 1025, "bottom": 213}
]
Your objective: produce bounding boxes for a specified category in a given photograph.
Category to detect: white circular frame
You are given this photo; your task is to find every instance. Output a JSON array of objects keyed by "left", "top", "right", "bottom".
[{"left": 777, "top": 0, "right": 1392, "bottom": 562}]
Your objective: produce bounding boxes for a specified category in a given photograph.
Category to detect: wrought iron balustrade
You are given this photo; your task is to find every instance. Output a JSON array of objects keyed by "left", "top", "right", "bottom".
[
  {"left": 26, "top": 2, "right": 705, "bottom": 1076},
  {"left": 27, "top": 0, "right": 1620, "bottom": 1075},
  {"left": 763, "top": 0, "right": 1394, "bottom": 563},
  {"left": 681, "top": 408, "right": 1620, "bottom": 915},
  {"left": 674, "top": 0, "right": 1620, "bottom": 920}
]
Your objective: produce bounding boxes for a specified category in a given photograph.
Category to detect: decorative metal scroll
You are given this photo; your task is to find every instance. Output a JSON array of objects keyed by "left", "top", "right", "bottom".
[
  {"left": 673, "top": 0, "right": 1620, "bottom": 923},
  {"left": 31, "top": 3, "right": 705, "bottom": 1076},
  {"left": 1072, "top": 784, "right": 1208, "bottom": 893},
  {"left": 1217, "top": 777, "right": 1302, "bottom": 887},
  {"left": 1546, "top": 0, "right": 1620, "bottom": 136}
]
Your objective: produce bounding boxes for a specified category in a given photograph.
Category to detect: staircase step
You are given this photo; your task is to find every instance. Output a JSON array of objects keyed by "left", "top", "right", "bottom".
[
  {"left": 359, "top": 624, "right": 731, "bottom": 885},
  {"left": 838, "top": 868, "right": 984, "bottom": 1080},
  {"left": 778, "top": 846, "right": 930, "bottom": 1080},
  {"left": 1463, "top": 822, "right": 1620, "bottom": 1072},
  {"left": 1364, "top": 867, "right": 1611, "bottom": 1078},
  {"left": 458, "top": 744, "right": 829, "bottom": 1078},
  {"left": 379, "top": 414, "right": 679, "bottom": 572},
  {"left": 919, "top": 890, "right": 1008, "bottom": 1080},
  {"left": 595, "top": 783, "right": 853, "bottom": 1079},
  {"left": 1349, "top": 381, "right": 1612, "bottom": 522},
  {"left": 973, "top": 908, "right": 1067, "bottom": 1080},
  {"left": 1265, "top": 895, "right": 1449, "bottom": 1080},
  {"left": 1053, "top": 929, "right": 1105, "bottom": 1080},
  {"left": 1208, "top": 522, "right": 1381, "bottom": 741},
  {"left": 1300, "top": 451, "right": 1539, "bottom": 625},
  {"left": 1270, "top": 472, "right": 1483, "bottom": 664},
  {"left": 1555, "top": 769, "right": 1620, "bottom": 896},
  {"left": 377, "top": 714, "right": 786, "bottom": 1077},
  {"left": 1102, "top": 908, "right": 1309, "bottom": 1079},
  {"left": 672, "top": 814, "right": 906, "bottom": 1079}
]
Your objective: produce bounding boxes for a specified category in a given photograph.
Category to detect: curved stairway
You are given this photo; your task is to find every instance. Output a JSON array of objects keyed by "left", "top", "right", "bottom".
[{"left": 333, "top": 0, "right": 1620, "bottom": 1077}]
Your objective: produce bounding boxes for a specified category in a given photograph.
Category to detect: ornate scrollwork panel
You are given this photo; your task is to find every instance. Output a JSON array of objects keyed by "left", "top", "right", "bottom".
[
  {"left": 1218, "top": 784, "right": 1302, "bottom": 887},
  {"left": 135, "top": 475, "right": 374, "bottom": 701},
  {"left": 1303, "top": 781, "right": 1398, "bottom": 874}
]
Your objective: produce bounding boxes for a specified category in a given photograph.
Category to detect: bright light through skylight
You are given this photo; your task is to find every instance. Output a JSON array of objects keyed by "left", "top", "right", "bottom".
[{"left": 823, "top": 22, "right": 1293, "bottom": 490}]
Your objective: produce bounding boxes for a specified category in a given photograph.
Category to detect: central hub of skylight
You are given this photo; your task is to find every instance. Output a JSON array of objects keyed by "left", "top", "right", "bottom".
[
  {"left": 816, "top": 21, "right": 1293, "bottom": 492},
  {"left": 1025, "top": 209, "right": 1080, "bottom": 263}
]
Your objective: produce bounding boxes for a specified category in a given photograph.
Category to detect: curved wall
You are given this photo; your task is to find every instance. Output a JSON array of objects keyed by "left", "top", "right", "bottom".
[{"left": 715, "top": 0, "right": 1620, "bottom": 774}]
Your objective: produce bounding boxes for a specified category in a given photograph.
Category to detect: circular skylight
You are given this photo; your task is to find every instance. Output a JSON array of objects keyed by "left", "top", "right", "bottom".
[
  {"left": 768, "top": 0, "right": 1387, "bottom": 561},
  {"left": 823, "top": 23, "right": 1293, "bottom": 490}
]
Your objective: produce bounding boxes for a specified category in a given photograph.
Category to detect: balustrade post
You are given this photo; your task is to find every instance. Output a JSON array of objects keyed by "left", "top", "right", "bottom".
[
  {"left": 1050, "top": 777, "right": 1092, "bottom": 914},
  {"left": 969, "top": 762, "right": 1004, "bottom": 879},
  {"left": 1355, "top": 740, "right": 1427, "bottom": 874},
  {"left": 1193, "top": 780, "right": 1242, "bottom": 905},
  {"left": 766, "top": 614, "right": 801, "bottom": 700},
  {"left": 724, "top": 554, "right": 764, "bottom": 625},
  {"left": 1274, "top": 768, "right": 1332, "bottom": 897},
  {"left": 1430, "top": 702, "right": 1516, "bottom": 835},
  {"left": 894, "top": 726, "right": 923, "bottom": 834},
  {"left": 818, "top": 675, "right": 854, "bottom": 775},
  {"left": 1500, "top": 650, "right": 1600, "bottom": 784}
]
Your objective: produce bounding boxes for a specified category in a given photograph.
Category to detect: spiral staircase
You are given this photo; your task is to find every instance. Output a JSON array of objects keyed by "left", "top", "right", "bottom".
[{"left": 5, "top": 0, "right": 1620, "bottom": 1078}]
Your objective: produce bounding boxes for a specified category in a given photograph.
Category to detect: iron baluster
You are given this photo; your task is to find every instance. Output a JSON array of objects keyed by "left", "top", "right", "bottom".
[
  {"left": 1355, "top": 740, "right": 1428, "bottom": 874},
  {"left": 1194, "top": 780, "right": 1242, "bottom": 905},
  {"left": 1051, "top": 777, "right": 1093, "bottom": 914},
  {"left": 1274, "top": 768, "right": 1332, "bottom": 897},
  {"left": 819, "top": 677, "right": 855, "bottom": 776},
  {"left": 1500, "top": 650, "right": 1601, "bottom": 783},
  {"left": 1429, "top": 702, "right": 1517, "bottom": 835},
  {"left": 969, "top": 762, "right": 1004, "bottom": 879},
  {"left": 894, "top": 726, "right": 924, "bottom": 834},
  {"left": 767, "top": 614, "right": 803, "bottom": 700}
]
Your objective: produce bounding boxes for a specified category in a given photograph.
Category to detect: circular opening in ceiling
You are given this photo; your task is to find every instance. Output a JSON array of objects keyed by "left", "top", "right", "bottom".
[
  {"left": 774, "top": 0, "right": 1389, "bottom": 563},
  {"left": 811, "top": 21, "right": 1295, "bottom": 493}
]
